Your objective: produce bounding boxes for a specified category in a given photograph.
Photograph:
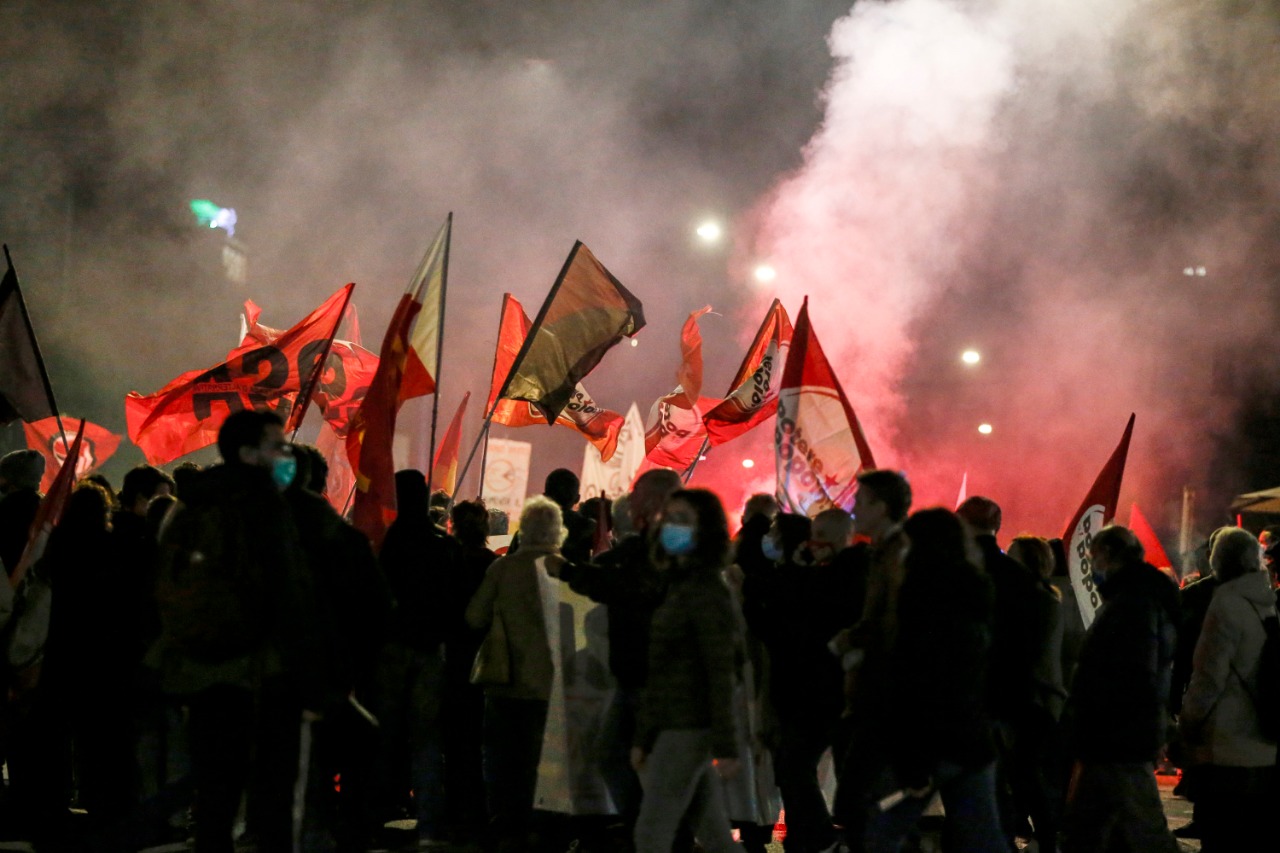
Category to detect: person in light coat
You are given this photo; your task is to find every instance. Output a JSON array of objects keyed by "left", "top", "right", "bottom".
[{"left": 1178, "top": 526, "right": 1278, "bottom": 851}]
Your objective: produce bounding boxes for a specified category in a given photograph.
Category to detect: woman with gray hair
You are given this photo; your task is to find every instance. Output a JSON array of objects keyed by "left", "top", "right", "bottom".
[
  {"left": 1178, "top": 527, "right": 1277, "bottom": 851},
  {"left": 466, "top": 495, "right": 566, "bottom": 851}
]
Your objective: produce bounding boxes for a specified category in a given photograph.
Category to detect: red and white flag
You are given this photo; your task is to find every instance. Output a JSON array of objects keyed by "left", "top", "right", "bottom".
[
  {"left": 10, "top": 421, "right": 84, "bottom": 589},
  {"left": 703, "top": 299, "right": 792, "bottom": 447},
  {"left": 1062, "top": 413, "right": 1135, "bottom": 628},
  {"left": 639, "top": 306, "right": 717, "bottom": 473},
  {"left": 774, "top": 298, "right": 876, "bottom": 516},
  {"left": 348, "top": 215, "right": 450, "bottom": 548},
  {"left": 23, "top": 417, "right": 121, "bottom": 492}
]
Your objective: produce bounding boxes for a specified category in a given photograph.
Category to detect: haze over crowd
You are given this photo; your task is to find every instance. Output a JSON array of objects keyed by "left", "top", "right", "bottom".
[{"left": 2, "top": 0, "right": 1277, "bottom": 541}]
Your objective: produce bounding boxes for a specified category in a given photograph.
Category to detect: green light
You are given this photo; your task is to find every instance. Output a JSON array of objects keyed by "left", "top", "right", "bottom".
[{"left": 190, "top": 199, "right": 221, "bottom": 226}]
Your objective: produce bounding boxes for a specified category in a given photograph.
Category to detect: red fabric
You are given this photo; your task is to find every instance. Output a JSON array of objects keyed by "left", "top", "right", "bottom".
[
  {"left": 10, "top": 421, "right": 84, "bottom": 588},
  {"left": 774, "top": 298, "right": 875, "bottom": 516},
  {"left": 488, "top": 293, "right": 625, "bottom": 462},
  {"left": 126, "top": 284, "right": 354, "bottom": 465},
  {"left": 1128, "top": 502, "right": 1172, "bottom": 570},
  {"left": 316, "top": 421, "right": 355, "bottom": 516},
  {"left": 431, "top": 392, "right": 470, "bottom": 495},
  {"left": 23, "top": 417, "right": 121, "bottom": 492},
  {"left": 347, "top": 291, "right": 423, "bottom": 549},
  {"left": 704, "top": 299, "right": 793, "bottom": 447},
  {"left": 1060, "top": 414, "right": 1135, "bottom": 542}
]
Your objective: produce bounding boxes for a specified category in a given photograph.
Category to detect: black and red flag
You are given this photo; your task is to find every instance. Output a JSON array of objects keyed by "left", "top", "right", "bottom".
[{"left": 0, "top": 248, "right": 60, "bottom": 427}]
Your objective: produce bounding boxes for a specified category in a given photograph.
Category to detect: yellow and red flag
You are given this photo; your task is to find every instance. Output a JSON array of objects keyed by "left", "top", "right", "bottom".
[
  {"left": 347, "top": 215, "right": 450, "bottom": 547},
  {"left": 431, "top": 392, "right": 470, "bottom": 495},
  {"left": 23, "top": 416, "right": 121, "bottom": 492},
  {"left": 774, "top": 298, "right": 875, "bottom": 517}
]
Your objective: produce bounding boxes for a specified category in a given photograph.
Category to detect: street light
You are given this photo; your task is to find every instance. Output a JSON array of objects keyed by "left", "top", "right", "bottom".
[
  {"left": 742, "top": 458, "right": 755, "bottom": 469},
  {"left": 978, "top": 423, "right": 993, "bottom": 435},
  {"left": 961, "top": 349, "right": 981, "bottom": 366},
  {"left": 753, "top": 264, "right": 777, "bottom": 284},
  {"left": 696, "top": 221, "right": 722, "bottom": 243}
]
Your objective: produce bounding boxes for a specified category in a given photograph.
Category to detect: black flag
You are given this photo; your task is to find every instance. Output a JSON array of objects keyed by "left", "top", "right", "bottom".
[{"left": 0, "top": 252, "right": 58, "bottom": 426}]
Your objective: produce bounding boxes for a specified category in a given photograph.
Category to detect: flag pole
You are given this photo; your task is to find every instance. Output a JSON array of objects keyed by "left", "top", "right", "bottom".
[
  {"left": 426, "top": 213, "right": 453, "bottom": 490},
  {"left": 289, "top": 284, "right": 354, "bottom": 440},
  {"left": 476, "top": 420, "right": 492, "bottom": 499},
  {"left": 681, "top": 436, "right": 711, "bottom": 483},
  {"left": 455, "top": 245, "right": 582, "bottom": 492},
  {"left": 3, "top": 245, "right": 66, "bottom": 445}
]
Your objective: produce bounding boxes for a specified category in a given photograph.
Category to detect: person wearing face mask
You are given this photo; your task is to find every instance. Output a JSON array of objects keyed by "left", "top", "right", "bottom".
[
  {"left": 1060, "top": 525, "right": 1180, "bottom": 853},
  {"left": 632, "top": 489, "right": 745, "bottom": 853},
  {"left": 152, "top": 409, "right": 323, "bottom": 853}
]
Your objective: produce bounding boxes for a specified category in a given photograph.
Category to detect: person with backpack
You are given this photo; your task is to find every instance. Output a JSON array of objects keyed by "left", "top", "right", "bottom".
[
  {"left": 1177, "top": 527, "right": 1278, "bottom": 851},
  {"left": 153, "top": 409, "right": 322, "bottom": 853}
]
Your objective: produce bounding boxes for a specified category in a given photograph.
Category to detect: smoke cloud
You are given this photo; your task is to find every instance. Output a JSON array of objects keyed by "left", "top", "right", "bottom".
[{"left": 745, "top": 0, "right": 1280, "bottom": 542}]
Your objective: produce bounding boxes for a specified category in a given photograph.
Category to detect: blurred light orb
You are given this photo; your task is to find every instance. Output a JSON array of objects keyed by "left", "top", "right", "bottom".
[
  {"left": 753, "top": 264, "right": 777, "bottom": 283},
  {"left": 978, "top": 423, "right": 993, "bottom": 435},
  {"left": 741, "top": 458, "right": 755, "bottom": 469},
  {"left": 696, "top": 221, "right": 722, "bottom": 243},
  {"left": 630, "top": 338, "right": 639, "bottom": 348},
  {"left": 961, "top": 349, "right": 981, "bottom": 365}
]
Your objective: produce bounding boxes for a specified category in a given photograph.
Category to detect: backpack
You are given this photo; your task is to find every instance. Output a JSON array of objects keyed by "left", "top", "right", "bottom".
[
  {"left": 155, "top": 500, "right": 270, "bottom": 664},
  {"left": 1256, "top": 611, "right": 1280, "bottom": 741}
]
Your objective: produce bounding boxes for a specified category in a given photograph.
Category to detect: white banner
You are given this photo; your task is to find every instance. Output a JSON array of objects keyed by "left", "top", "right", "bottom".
[
  {"left": 480, "top": 438, "right": 532, "bottom": 524},
  {"left": 580, "top": 402, "right": 645, "bottom": 499}
]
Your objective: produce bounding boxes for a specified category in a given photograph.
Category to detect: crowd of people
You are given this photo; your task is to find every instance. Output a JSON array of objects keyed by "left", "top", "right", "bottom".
[{"left": 0, "top": 408, "right": 1277, "bottom": 853}]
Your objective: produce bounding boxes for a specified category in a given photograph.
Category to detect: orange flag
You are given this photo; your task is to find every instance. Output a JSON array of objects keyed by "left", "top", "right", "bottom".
[
  {"left": 23, "top": 417, "right": 121, "bottom": 492},
  {"left": 1063, "top": 413, "right": 1136, "bottom": 628},
  {"left": 704, "top": 299, "right": 793, "bottom": 447},
  {"left": 489, "top": 293, "right": 625, "bottom": 462},
  {"left": 640, "top": 306, "right": 717, "bottom": 472},
  {"left": 431, "top": 392, "right": 470, "bottom": 495},
  {"left": 348, "top": 216, "right": 450, "bottom": 548},
  {"left": 775, "top": 298, "right": 875, "bottom": 516}
]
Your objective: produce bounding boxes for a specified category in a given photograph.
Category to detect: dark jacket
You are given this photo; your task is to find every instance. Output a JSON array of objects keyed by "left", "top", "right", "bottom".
[
  {"left": 979, "top": 534, "right": 1056, "bottom": 725},
  {"left": 380, "top": 510, "right": 457, "bottom": 651},
  {"left": 741, "top": 544, "right": 869, "bottom": 722},
  {"left": 1067, "top": 560, "right": 1180, "bottom": 764},
  {"left": 887, "top": 555, "right": 996, "bottom": 786},
  {"left": 1172, "top": 573, "right": 1218, "bottom": 714},
  {"left": 444, "top": 542, "right": 498, "bottom": 685},
  {"left": 562, "top": 532, "right": 666, "bottom": 689},
  {"left": 635, "top": 562, "right": 741, "bottom": 758},
  {"left": 0, "top": 486, "right": 40, "bottom": 577}
]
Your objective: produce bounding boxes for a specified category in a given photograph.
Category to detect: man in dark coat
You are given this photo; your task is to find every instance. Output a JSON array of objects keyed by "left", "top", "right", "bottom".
[{"left": 1062, "top": 525, "right": 1180, "bottom": 853}]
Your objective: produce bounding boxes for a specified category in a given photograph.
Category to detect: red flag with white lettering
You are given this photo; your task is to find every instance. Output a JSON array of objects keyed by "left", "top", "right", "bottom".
[
  {"left": 704, "top": 299, "right": 792, "bottom": 447},
  {"left": 774, "top": 298, "right": 875, "bottom": 516},
  {"left": 1063, "top": 413, "right": 1135, "bottom": 628}
]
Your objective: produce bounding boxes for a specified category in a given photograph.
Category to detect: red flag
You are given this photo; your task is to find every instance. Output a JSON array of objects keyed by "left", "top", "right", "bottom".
[
  {"left": 431, "top": 392, "right": 470, "bottom": 494},
  {"left": 0, "top": 258, "right": 59, "bottom": 426},
  {"left": 348, "top": 217, "right": 450, "bottom": 548},
  {"left": 489, "top": 294, "right": 625, "bottom": 462},
  {"left": 126, "top": 284, "right": 354, "bottom": 465},
  {"left": 9, "top": 421, "right": 84, "bottom": 589},
  {"left": 316, "top": 422, "right": 355, "bottom": 515},
  {"left": 23, "top": 417, "right": 121, "bottom": 492},
  {"left": 1129, "top": 502, "right": 1172, "bottom": 570},
  {"left": 774, "top": 298, "right": 876, "bottom": 516},
  {"left": 640, "top": 306, "right": 717, "bottom": 472},
  {"left": 500, "top": 242, "right": 644, "bottom": 424},
  {"left": 704, "top": 299, "right": 793, "bottom": 447},
  {"left": 1062, "top": 413, "right": 1135, "bottom": 628}
]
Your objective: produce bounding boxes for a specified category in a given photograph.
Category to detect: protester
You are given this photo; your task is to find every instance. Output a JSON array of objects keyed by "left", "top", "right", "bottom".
[
  {"left": 373, "top": 469, "right": 457, "bottom": 847},
  {"left": 151, "top": 409, "right": 322, "bottom": 853},
  {"left": 560, "top": 468, "right": 684, "bottom": 842},
  {"left": 1061, "top": 525, "right": 1179, "bottom": 853},
  {"left": 512, "top": 468, "right": 595, "bottom": 564},
  {"left": 0, "top": 448, "right": 43, "bottom": 576},
  {"left": 466, "top": 495, "right": 568, "bottom": 852},
  {"left": 1177, "top": 527, "right": 1278, "bottom": 851},
  {"left": 631, "top": 488, "right": 744, "bottom": 853},
  {"left": 862, "top": 507, "right": 1003, "bottom": 853}
]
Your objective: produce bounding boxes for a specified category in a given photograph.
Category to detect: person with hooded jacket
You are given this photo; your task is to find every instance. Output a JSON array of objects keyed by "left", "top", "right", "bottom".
[
  {"left": 1062, "top": 525, "right": 1180, "bottom": 853},
  {"left": 1177, "top": 527, "right": 1278, "bottom": 851}
]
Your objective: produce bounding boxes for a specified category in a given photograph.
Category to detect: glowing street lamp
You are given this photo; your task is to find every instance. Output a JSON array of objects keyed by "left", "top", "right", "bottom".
[
  {"left": 741, "top": 458, "right": 755, "bottom": 469},
  {"left": 753, "top": 264, "right": 777, "bottom": 284},
  {"left": 696, "top": 221, "right": 722, "bottom": 243},
  {"left": 961, "top": 349, "right": 981, "bottom": 366},
  {"left": 977, "top": 423, "right": 993, "bottom": 435}
]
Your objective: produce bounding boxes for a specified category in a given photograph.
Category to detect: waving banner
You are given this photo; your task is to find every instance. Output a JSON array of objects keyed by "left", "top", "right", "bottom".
[
  {"left": 775, "top": 298, "right": 875, "bottom": 516},
  {"left": 704, "top": 299, "right": 792, "bottom": 447},
  {"left": 23, "top": 417, "right": 121, "bottom": 492}
]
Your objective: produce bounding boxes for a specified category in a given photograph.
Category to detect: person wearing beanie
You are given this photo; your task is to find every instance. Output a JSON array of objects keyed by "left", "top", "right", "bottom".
[{"left": 0, "top": 449, "right": 45, "bottom": 576}]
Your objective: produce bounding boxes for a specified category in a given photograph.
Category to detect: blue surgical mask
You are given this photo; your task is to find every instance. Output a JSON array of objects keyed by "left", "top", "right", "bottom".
[
  {"left": 660, "top": 523, "right": 696, "bottom": 556},
  {"left": 761, "top": 535, "right": 783, "bottom": 562},
  {"left": 272, "top": 456, "right": 298, "bottom": 491},
  {"left": 1091, "top": 568, "right": 1108, "bottom": 595}
]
